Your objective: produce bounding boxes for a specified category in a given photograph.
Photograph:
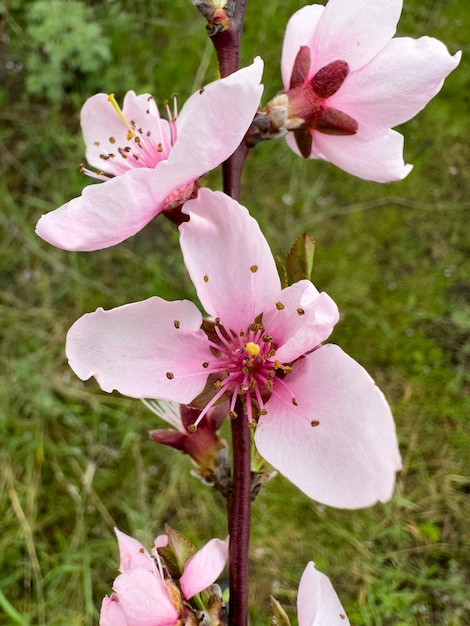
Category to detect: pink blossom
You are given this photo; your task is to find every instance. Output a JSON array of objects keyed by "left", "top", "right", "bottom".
[
  {"left": 99, "top": 528, "right": 228, "bottom": 626},
  {"left": 66, "top": 188, "right": 401, "bottom": 509},
  {"left": 268, "top": 0, "right": 461, "bottom": 182},
  {"left": 36, "top": 59, "right": 263, "bottom": 251},
  {"left": 297, "top": 562, "right": 350, "bottom": 625}
]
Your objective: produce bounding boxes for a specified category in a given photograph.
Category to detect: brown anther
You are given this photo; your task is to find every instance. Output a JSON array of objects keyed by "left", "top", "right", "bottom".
[
  {"left": 268, "top": 369, "right": 276, "bottom": 377},
  {"left": 250, "top": 379, "right": 257, "bottom": 389},
  {"left": 297, "top": 308, "right": 305, "bottom": 315},
  {"left": 250, "top": 265, "right": 259, "bottom": 273},
  {"left": 199, "top": 87, "right": 205, "bottom": 95},
  {"left": 276, "top": 302, "right": 285, "bottom": 310},
  {"left": 109, "top": 137, "right": 116, "bottom": 144},
  {"left": 147, "top": 130, "right": 151, "bottom": 136},
  {"left": 262, "top": 335, "right": 272, "bottom": 343},
  {"left": 242, "top": 366, "right": 250, "bottom": 375},
  {"left": 239, "top": 330, "right": 245, "bottom": 337},
  {"left": 134, "top": 136, "right": 141, "bottom": 144},
  {"left": 214, "top": 317, "right": 220, "bottom": 325},
  {"left": 292, "top": 397, "right": 298, "bottom": 406},
  {"left": 139, "top": 548, "right": 145, "bottom": 553},
  {"left": 203, "top": 275, "right": 209, "bottom": 283},
  {"left": 249, "top": 323, "right": 257, "bottom": 332},
  {"left": 202, "top": 362, "right": 209, "bottom": 368},
  {"left": 259, "top": 409, "right": 267, "bottom": 415},
  {"left": 93, "top": 141, "right": 100, "bottom": 146},
  {"left": 173, "top": 320, "right": 180, "bottom": 329},
  {"left": 163, "top": 99, "right": 169, "bottom": 107},
  {"left": 188, "top": 424, "right": 198, "bottom": 432},
  {"left": 166, "top": 372, "right": 174, "bottom": 380},
  {"left": 229, "top": 411, "right": 237, "bottom": 419},
  {"left": 266, "top": 380, "right": 274, "bottom": 389},
  {"left": 266, "top": 349, "right": 276, "bottom": 358},
  {"left": 311, "top": 420, "right": 320, "bottom": 427},
  {"left": 157, "top": 143, "right": 163, "bottom": 152}
]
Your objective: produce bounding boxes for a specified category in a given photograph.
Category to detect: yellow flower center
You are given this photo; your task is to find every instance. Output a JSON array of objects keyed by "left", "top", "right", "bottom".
[{"left": 245, "top": 341, "right": 261, "bottom": 356}]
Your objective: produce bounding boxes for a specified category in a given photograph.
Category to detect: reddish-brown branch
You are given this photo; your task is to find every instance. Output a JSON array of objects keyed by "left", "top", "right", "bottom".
[{"left": 227, "top": 401, "right": 252, "bottom": 626}]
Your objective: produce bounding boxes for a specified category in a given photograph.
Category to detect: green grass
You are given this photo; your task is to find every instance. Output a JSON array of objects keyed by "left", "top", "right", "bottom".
[{"left": 1, "top": 0, "right": 469, "bottom": 624}]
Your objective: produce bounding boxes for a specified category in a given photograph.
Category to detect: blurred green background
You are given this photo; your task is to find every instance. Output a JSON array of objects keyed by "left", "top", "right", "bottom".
[{"left": 0, "top": 0, "right": 469, "bottom": 624}]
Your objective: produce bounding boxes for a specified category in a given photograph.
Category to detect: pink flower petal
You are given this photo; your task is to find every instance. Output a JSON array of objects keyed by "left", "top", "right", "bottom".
[
  {"left": 113, "top": 568, "right": 179, "bottom": 626},
  {"left": 100, "top": 594, "right": 129, "bottom": 626},
  {"left": 331, "top": 37, "right": 462, "bottom": 136},
  {"left": 82, "top": 91, "right": 170, "bottom": 174},
  {"left": 255, "top": 344, "right": 401, "bottom": 508},
  {"left": 154, "top": 534, "right": 169, "bottom": 549},
  {"left": 180, "top": 537, "right": 228, "bottom": 599},
  {"left": 35, "top": 169, "right": 162, "bottom": 251},
  {"left": 180, "top": 189, "right": 281, "bottom": 332},
  {"left": 310, "top": 0, "right": 402, "bottom": 74},
  {"left": 297, "top": 562, "right": 350, "bottom": 626},
  {"left": 66, "top": 297, "right": 213, "bottom": 403},
  {"left": 285, "top": 129, "right": 412, "bottom": 183},
  {"left": 281, "top": 5, "right": 324, "bottom": 89},
  {"left": 152, "top": 59, "right": 264, "bottom": 204},
  {"left": 262, "top": 281, "right": 339, "bottom": 363},
  {"left": 115, "top": 528, "right": 154, "bottom": 573}
]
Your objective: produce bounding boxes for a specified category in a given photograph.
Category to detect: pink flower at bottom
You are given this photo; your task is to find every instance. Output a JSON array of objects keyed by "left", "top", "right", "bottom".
[
  {"left": 266, "top": 0, "right": 461, "bottom": 182},
  {"left": 36, "top": 59, "right": 263, "bottom": 251},
  {"left": 66, "top": 188, "right": 401, "bottom": 509},
  {"left": 297, "top": 562, "right": 350, "bottom": 625},
  {"left": 99, "top": 528, "right": 228, "bottom": 626}
]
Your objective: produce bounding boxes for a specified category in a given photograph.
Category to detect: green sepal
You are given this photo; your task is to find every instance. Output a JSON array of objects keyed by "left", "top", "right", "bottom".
[
  {"left": 269, "top": 595, "right": 292, "bottom": 626},
  {"left": 285, "top": 233, "right": 315, "bottom": 284},
  {"left": 164, "top": 524, "right": 198, "bottom": 573}
]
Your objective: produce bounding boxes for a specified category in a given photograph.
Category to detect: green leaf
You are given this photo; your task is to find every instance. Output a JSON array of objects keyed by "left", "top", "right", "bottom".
[{"left": 285, "top": 233, "right": 315, "bottom": 284}]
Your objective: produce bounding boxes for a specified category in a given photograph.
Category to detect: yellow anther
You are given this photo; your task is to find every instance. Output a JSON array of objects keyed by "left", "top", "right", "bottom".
[
  {"left": 107, "top": 93, "right": 135, "bottom": 139},
  {"left": 245, "top": 342, "right": 261, "bottom": 356}
]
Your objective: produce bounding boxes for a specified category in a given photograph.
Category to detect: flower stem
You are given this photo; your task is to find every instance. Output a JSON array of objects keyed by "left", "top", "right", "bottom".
[
  {"left": 207, "top": 5, "right": 252, "bottom": 624},
  {"left": 227, "top": 400, "right": 252, "bottom": 626},
  {"left": 208, "top": 1, "right": 248, "bottom": 201}
]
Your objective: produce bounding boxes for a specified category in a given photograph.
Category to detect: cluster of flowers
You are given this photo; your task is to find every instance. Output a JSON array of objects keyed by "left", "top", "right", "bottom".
[
  {"left": 102, "top": 526, "right": 349, "bottom": 626},
  {"left": 36, "top": 0, "right": 459, "bottom": 623}
]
